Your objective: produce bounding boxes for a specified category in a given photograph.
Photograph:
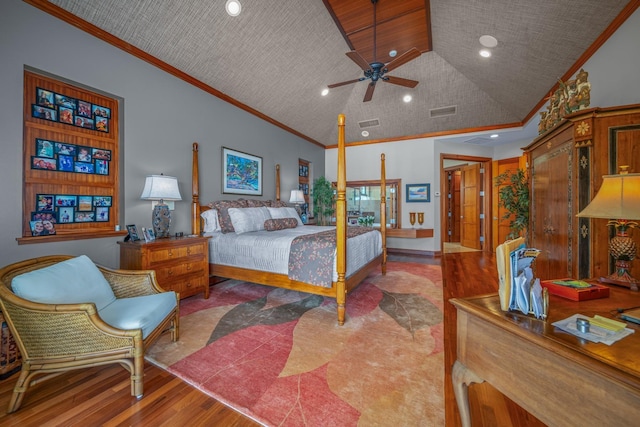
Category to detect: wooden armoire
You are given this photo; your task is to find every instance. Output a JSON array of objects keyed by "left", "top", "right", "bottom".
[{"left": 524, "top": 104, "right": 640, "bottom": 282}]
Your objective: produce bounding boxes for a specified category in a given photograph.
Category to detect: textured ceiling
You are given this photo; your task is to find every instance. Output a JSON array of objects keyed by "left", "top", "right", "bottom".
[{"left": 44, "top": 0, "right": 632, "bottom": 147}]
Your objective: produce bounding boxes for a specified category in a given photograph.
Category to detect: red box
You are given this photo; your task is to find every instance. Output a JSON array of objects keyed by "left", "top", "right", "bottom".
[{"left": 541, "top": 279, "right": 610, "bottom": 301}]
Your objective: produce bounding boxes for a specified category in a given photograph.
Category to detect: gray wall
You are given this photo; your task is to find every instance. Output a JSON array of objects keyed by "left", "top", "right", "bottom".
[{"left": 0, "top": 0, "right": 324, "bottom": 268}]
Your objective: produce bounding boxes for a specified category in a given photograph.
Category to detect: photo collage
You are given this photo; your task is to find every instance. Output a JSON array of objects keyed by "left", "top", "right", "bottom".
[
  {"left": 31, "top": 193, "right": 112, "bottom": 236},
  {"left": 32, "top": 87, "right": 111, "bottom": 133},
  {"left": 32, "top": 138, "right": 111, "bottom": 175}
]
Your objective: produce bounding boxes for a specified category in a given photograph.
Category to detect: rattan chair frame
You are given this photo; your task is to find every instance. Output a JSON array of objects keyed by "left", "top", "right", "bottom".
[{"left": 0, "top": 255, "right": 179, "bottom": 413}]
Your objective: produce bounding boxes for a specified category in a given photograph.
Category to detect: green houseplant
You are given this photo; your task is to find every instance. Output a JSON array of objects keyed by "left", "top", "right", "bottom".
[
  {"left": 495, "top": 168, "right": 530, "bottom": 240},
  {"left": 312, "top": 176, "right": 335, "bottom": 226}
]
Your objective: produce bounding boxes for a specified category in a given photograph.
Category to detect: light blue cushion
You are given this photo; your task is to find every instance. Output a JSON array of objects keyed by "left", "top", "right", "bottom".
[
  {"left": 98, "top": 292, "right": 177, "bottom": 339},
  {"left": 12, "top": 255, "right": 116, "bottom": 311}
]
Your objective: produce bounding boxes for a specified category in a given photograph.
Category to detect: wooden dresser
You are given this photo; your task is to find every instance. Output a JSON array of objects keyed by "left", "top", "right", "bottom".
[{"left": 118, "top": 236, "right": 210, "bottom": 299}]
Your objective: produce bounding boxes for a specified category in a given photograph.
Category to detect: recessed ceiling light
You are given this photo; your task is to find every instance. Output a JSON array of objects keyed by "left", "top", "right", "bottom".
[
  {"left": 389, "top": 49, "right": 397, "bottom": 57},
  {"left": 361, "top": 130, "right": 369, "bottom": 137},
  {"left": 479, "top": 49, "right": 491, "bottom": 58},
  {"left": 321, "top": 88, "right": 329, "bottom": 96},
  {"left": 479, "top": 35, "right": 498, "bottom": 48},
  {"left": 403, "top": 94, "right": 412, "bottom": 103},
  {"left": 490, "top": 134, "right": 499, "bottom": 138},
  {"left": 225, "top": 0, "right": 241, "bottom": 16}
]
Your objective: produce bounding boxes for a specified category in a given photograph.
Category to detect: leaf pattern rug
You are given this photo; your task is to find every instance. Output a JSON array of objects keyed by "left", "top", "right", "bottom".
[{"left": 146, "top": 261, "right": 444, "bottom": 426}]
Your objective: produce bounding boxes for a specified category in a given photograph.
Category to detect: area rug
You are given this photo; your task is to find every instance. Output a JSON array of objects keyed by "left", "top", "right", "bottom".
[{"left": 146, "top": 261, "right": 444, "bottom": 426}]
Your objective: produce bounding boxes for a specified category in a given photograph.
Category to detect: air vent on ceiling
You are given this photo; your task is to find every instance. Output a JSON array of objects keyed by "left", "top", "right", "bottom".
[
  {"left": 358, "top": 118, "right": 380, "bottom": 129},
  {"left": 429, "top": 105, "right": 457, "bottom": 118},
  {"left": 463, "top": 137, "right": 492, "bottom": 145}
]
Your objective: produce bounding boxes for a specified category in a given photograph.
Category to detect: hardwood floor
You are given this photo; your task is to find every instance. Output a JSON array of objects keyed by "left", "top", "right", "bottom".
[{"left": 0, "top": 252, "right": 543, "bottom": 426}]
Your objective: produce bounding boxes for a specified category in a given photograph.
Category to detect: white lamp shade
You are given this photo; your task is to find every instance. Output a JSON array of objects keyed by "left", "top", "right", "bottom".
[
  {"left": 140, "top": 175, "right": 182, "bottom": 201},
  {"left": 289, "top": 190, "right": 305, "bottom": 204},
  {"left": 577, "top": 173, "right": 640, "bottom": 220}
]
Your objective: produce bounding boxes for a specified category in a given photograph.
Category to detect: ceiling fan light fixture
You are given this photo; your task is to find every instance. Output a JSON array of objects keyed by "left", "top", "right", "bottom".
[
  {"left": 225, "top": 0, "right": 241, "bottom": 16},
  {"left": 321, "top": 88, "right": 329, "bottom": 96},
  {"left": 403, "top": 94, "right": 412, "bottom": 103},
  {"left": 479, "top": 49, "right": 492, "bottom": 58},
  {"left": 389, "top": 49, "right": 397, "bottom": 57}
]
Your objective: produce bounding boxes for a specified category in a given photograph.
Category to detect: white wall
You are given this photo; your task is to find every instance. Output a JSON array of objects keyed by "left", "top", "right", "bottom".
[
  {"left": 0, "top": 0, "right": 324, "bottom": 267},
  {"left": 326, "top": 6, "right": 640, "bottom": 253}
]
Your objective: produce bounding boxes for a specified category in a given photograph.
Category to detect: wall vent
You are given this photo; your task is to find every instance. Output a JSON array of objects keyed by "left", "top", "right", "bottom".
[
  {"left": 358, "top": 118, "right": 380, "bottom": 129},
  {"left": 429, "top": 105, "right": 457, "bottom": 118},
  {"left": 463, "top": 136, "right": 492, "bottom": 145}
]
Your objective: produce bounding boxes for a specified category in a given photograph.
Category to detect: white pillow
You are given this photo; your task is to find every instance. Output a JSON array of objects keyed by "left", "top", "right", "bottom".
[
  {"left": 228, "top": 207, "right": 272, "bottom": 234},
  {"left": 200, "top": 209, "right": 220, "bottom": 233},
  {"left": 267, "top": 207, "right": 303, "bottom": 226}
]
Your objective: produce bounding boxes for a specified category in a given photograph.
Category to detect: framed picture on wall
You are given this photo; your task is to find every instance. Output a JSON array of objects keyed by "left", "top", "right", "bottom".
[
  {"left": 222, "top": 146, "right": 263, "bottom": 196},
  {"left": 406, "top": 183, "right": 430, "bottom": 203}
]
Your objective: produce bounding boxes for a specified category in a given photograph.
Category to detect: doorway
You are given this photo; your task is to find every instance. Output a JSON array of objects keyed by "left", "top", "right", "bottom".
[{"left": 440, "top": 154, "right": 493, "bottom": 253}]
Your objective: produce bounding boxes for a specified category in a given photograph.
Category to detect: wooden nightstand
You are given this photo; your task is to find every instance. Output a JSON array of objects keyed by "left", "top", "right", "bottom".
[{"left": 118, "top": 236, "right": 210, "bottom": 299}]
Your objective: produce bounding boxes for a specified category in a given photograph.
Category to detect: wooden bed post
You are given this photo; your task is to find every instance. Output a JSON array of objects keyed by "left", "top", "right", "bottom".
[
  {"left": 192, "top": 142, "right": 200, "bottom": 236},
  {"left": 275, "top": 164, "right": 280, "bottom": 201},
  {"left": 380, "top": 154, "right": 387, "bottom": 274},
  {"left": 336, "top": 114, "right": 347, "bottom": 325}
]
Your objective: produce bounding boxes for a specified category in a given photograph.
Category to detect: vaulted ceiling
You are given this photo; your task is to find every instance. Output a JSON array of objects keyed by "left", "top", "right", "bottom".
[{"left": 35, "top": 0, "right": 635, "bottom": 147}]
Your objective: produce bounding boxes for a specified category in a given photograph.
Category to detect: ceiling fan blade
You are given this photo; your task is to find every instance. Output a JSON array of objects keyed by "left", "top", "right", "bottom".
[
  {"left": 346, "top": 51, "right": 372, "bottom": 71},
  {"left": 363, "top": 81, "right": 376, "bottom": 102},
  {"left": 384, "top": 75, "right": 419, "bottom": 88},
  {"left": 327, "top": 78, "right": 362, "bottom": 89},
  {"left": 384, "top": 47, "right": 421, "bottom": 73}
]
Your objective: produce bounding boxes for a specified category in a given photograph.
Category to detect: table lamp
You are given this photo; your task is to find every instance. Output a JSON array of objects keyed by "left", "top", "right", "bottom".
[
  {"left": 289, "top": 189, "right": 306, "bottom": 222},
  {"left": 140, "top": 174, "right": 182, "bottom": 238},
  {"left": 576, "top": 166, "right": 640, "bottom": 291}
]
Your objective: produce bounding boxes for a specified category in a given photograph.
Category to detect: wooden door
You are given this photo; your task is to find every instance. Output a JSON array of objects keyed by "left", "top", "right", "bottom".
[
  {"left": 492, "top": 157, "right": 522, "bottom": 249},
  {"left": 460, "top": 163, "right": 481, "bottom": 249},
  {"left": 445, "top": 169, "right": 461, "bottom": 242}
]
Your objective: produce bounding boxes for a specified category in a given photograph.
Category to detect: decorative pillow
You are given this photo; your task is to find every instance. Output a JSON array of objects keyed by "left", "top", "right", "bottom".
[
  {"left": 228, "top": 207, "right": 272, "bottom": 234},
  {"left": 200, "top": 209, "right": 220, "bottom": 233},
  {"left": 271, "top": 200, "right": 289, "bottom": 208},
  {"left": 245, "top": 199, "right": 269, "bottom": 207},
  {"left": 208, "top": 200, "right": 249, "bottom": 233},
  {"left": 267, "top": 207, "right": 303, "bottom": 226},
  {"left": 11, "top": 255, "right": 116, "bottom": 311},
  {"left": 264, "top": 218, "right": 299, "bottom": 231}
]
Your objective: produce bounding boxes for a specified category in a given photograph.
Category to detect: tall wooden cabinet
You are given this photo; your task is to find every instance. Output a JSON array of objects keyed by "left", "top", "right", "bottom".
[{"left": 525, "top": 104, "right": 640, "bottom": 281}]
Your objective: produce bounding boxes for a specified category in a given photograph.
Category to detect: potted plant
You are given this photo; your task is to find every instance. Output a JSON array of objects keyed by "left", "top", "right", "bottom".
[
  {"left": 495, "top": 168, "right": 530, "bottom": 240},
  {"left": 312, "top": 176, "right": 335, "bottom": 226}
]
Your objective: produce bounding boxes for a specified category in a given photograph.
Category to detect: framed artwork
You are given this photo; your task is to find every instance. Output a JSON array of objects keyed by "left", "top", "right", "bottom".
[
  {"left": 406, "top": 183, "right": 430, "bottom": 203},
  {"left": 222, "top": 146, "right": 262, "bottom": 196}
]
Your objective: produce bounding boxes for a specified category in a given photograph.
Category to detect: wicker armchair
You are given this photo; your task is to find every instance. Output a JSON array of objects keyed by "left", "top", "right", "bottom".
[{"left": 0, "top": 255, "right": 180, "bottom": 413}]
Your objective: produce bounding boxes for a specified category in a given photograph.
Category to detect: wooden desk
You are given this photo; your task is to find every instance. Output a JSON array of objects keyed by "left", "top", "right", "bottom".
[{"left": 451, "top": 289, "right": 640, "bottom": 427}]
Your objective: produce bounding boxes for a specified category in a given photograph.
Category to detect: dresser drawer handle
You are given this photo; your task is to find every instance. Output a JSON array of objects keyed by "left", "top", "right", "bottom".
[
  {"left": 167, "top": 269, "right": 173, "bottom": 276},
  {"left": 185, "top": 282, "right": 192, "bottom": 288},
  {"left": 168, "top": 250, "right": 173, "bottom": 257},
  {"left": 187, "top": 248, "right": 192, "bottom": 255},
  {"left": 186, "top": 264, "right": 192, "bottom": 271}
]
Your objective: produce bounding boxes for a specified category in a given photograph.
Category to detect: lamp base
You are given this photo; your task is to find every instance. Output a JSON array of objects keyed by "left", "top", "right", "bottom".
[
  {"left": 599, "top": 260, "right": 638, "bottom": 292},
  {"left": 152, "top": 202, "right": 171, "bottom": 238}
]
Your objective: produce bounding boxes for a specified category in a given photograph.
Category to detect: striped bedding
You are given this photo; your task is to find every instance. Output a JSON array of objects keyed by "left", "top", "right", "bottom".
[{"left": 207, "top": 225, "right": 382, "bottom": 288}]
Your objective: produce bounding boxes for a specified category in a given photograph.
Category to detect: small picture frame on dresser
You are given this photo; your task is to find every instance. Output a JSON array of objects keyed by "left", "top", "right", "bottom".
[
  {"left": 143, "top": 227, "right": 155, "bottom": 242},
  {"left": 126, "top": 224, "right": 140, "bottom": 241}
]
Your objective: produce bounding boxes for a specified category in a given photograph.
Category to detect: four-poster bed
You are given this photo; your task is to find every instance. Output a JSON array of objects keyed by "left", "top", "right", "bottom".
[{"left": 191, "top": 114, "right": 387, "bottom": 324}]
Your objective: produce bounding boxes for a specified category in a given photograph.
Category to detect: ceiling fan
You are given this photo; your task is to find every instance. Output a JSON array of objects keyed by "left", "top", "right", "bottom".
[{"left": 328, "top": 0, "right": 421, "bottom": 102}]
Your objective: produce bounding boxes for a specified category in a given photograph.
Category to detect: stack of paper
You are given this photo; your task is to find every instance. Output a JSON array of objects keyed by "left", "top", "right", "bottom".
[{"left": 553, "top": 314, "right": 634, "bottom": 345}]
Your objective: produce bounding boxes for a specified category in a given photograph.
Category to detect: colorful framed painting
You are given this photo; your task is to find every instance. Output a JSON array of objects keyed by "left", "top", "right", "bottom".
[
  {"left": 222, "top": 147, "right": 262, "bottom": 196},
  {"left": 406, "top": 183, "right": 430, "bottom": 203}
]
